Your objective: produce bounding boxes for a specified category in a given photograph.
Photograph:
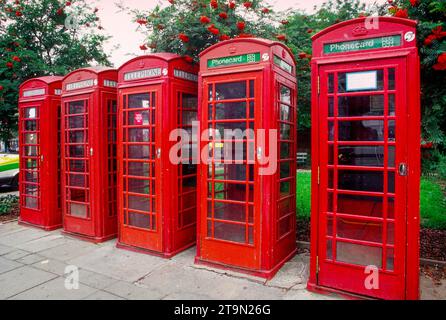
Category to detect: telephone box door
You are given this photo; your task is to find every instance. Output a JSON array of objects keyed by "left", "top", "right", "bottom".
[
  {"left": 199, "top": 72, "right": 261, "bottom": 270},
  {"left": 63, "top": 96, "right": 94, "bottom": 236},
  {"left": 119, "top": 85, "right": 163, "bottom": 252},
  {"left": 20, "top": 102, "right": 43, "bottom": 215},
  {"left": 316, "top": 58, "right": 408, "bottom": 299}
]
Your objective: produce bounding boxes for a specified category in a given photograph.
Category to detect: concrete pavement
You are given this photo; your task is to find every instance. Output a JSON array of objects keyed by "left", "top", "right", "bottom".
[{"left": 0, "top": 221, "right": 443, "bottom": 300}]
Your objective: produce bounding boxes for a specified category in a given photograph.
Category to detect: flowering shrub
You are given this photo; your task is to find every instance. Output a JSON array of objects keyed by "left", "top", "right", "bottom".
[{"left": 124, "top": 0, "right": 281, "bottom": 61}]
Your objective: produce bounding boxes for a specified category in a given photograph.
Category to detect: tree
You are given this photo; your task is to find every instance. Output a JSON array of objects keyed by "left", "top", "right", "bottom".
[
  {"left": 123, "top": 0, "right": 282, "bottom": 61},
  {"left": 283, "top": 0, "right": 366, "bottom": 134},
  {"left": 0, "top": 0, "right": 111, "bottom": 149}
]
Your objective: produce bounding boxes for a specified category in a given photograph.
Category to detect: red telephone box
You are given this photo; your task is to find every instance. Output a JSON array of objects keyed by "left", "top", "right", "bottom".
[
  {"left": 61, "top": 67, "right": 118, "bottom": 242},
  {"left": 18, "top": 77, "right": 63, "bottom": 230},
  {"left": 117, "top": 54, "right": 198, "bottom": 257},
  {"left": 196, "top": 38, "right": 298, "bottom": 278},
  {"left": 308, "top": 17, "right": 420, "bottom": 299}
]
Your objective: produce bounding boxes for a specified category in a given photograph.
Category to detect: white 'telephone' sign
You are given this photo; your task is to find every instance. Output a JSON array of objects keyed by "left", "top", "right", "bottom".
[{"left": 346, "top": 71, "right": 377, "bottom": 91}]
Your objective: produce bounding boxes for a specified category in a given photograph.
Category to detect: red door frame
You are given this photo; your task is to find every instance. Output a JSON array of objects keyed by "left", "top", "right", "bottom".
[
  {"left": 117, "top": 84, "right": 164, "bottom": 252},
  {"left": 61, "top": 93, "right": 95, "bottom": 237},
  {"left": 308, "top": 17, "right": 420, "bottom": 300},
  {"left": 18, "top": 77, "right": 63, "bottom": 231},
  {"left": 197, "top": 71, "right": 263, "bottom": 271},
  {"left": 316, "top": 58, "right": 407, "bottom": 299}
]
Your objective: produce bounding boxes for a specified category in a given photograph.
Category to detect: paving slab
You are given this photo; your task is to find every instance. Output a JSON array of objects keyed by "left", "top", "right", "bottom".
[
  {"left": 0, "top": 256, "right": 23, "bottom": 275},
  {"left": 76, "top": 269, "right": 119, "bottom": 290},
  {"left": 68, "top": 245, "right": 167, "bottom": 282},
  {"left": 265, "top": 255, "right": 308, "bottom": 290},
  {"left": 2, "top": 249, "right": 31, "bottom": 261},
  {"left": 0, "top": 266, "right": 58, "bottom": 299},
  {"left": 10, "top": 277, "right": 97, "bottom": 300},
  {"left": 0, "top": 244, "right": 15, "bottom": 256},
  {"left": 420, "top": 275, "right": 446, "bottom": 300},
  {"left": 32, "top": 258, "right": 71, "bottom": 276},
  {"left": 38, "top": 239, "right": 98, "bottom": 262},
  {"left": 83, "top": 290, "right": 125, "bottom": 300},
  {"left": 103, "top": 280, "right": 165, "bottom": 300},
  {"left": 15, "top": 253, "right": 46, "bottom": 265},
  {"left": 16, "top": 233, "right": 70, "bottom": 253},
  {"left": 283, "top": 288, "right": 340, "bottom": 300},
  {"left": 0, "top": 222, "right": 26, "bottom": 236},
  {"left": 0, "top": 228, "right": 49, "bottom": 246}
]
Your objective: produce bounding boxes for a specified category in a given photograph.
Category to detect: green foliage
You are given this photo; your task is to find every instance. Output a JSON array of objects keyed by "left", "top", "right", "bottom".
[
  {"left": 0, "top": 0, "right": 111, "bottom": 148},
  {"left": 296, "top": 171, "right": 311, "bottom": 219},
  {"left": 384, "top": 0, "right": 446, "bottom": 171},
  {"left": 124, "top": 0, "right": 280, "bottom": 61},
  {"left": 420, "top": 177, "right": 446, "bottom": 230},
  {"left": 283, "top": 0, "right": 366, "bottom": 131},
  {"left": 0, "top": 194, "right": 19, "bottom": 215}
]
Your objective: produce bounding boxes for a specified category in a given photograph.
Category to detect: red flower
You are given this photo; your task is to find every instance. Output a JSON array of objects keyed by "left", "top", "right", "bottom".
[
  {"left": 149, "top": 43, "right": 157, "bottom": 49},
  {"left": 157, "top": 24, "right": 164, "bottom": 30},
  {"left": 238, "top": 33, "right": 253, "bottom": 38},
  {"left": 178, "top": 33, "right": 190, "bottom": 43},
  {"left": 15, "top": 11, "right": 22, "bottom": 17},
  {"left": 184, "top": 55, "right": 193, "bottom": 63},
  {"left": 228, "top": 1, "right": 235, "bottom": 9},
  {"left": 94, "top": 7, "right": 99, "bottom": 13},
  {"left": 262, "top": 8, "right": 269, "bottom": 14},
  {"left": 298, "top": 52, "right": 307, "bottom": 59},
  {"left": 0, "top": 85, "right": 4, "bottom": 91},
  {"left": 236, "top": 21, "right": 245, "bottom": 30},
  {"left": 276, "top": 34, "right": 287, "bottom": 41},
  {"left": 66, "top": 1, "right": 71, "bottom": 6},
  {"left": 281, "top": 20, "right": 289, "bottom": 25},
  {"left": 139, "top": 44, "right": 148, "bottom": 50},
  {"left": 12, "top": 56, "right": 21, "bottom": 62},
  {"left": 6, "top": 62, "right": 13, "bottom": 68},
  {"left": 424, "top": 34, "right": 436, "bottom": 46},
  {"left": 243, "top": 2, "right": 252, "bottom": 9},
  {"left": 394, "top": 9, "right": 408, "bottom": 19},
  {"left": 409, "top": 0, "right": 418, "bottom": 6},
  {"left": 432, "top": 26, "right": 446, "bottom": 39},
  {"left": 219, "top": 12, "right": 228, "bottom": 19},
  {"left": 57, "top": 8, "right": 64, "bottom": 15},
  {"left": 209, "top": 27, "right": 219, "bottom": 35},
  {"left": 137, "top": 18, "right": 147, "bottom": 25},
  {"left": 438, "top": 53, "right": 446, "bottom": 64},
  {"left": 219, "top": 34, "right": 230, "bottom": 41},
  {"left": 307, "top": 29, "right": 313, "bottom": 34},
  {"left": 200, "top": 15, "right": 210, "bottom": 24},
  {"left": 421, "top": 142, "right": 434, "bottom": 149},
  {"left": 210, "top": 0, "right": 218, "bottom": 9},
  {"left": 168, "top": 0, "right": 175, "bottom": 4}
]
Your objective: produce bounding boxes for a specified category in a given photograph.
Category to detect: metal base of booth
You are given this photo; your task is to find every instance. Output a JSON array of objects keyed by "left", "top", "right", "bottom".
[
  {"left": 61, "top": 230, "right": 117, "bottom": 244},
  {"left": 195, "top": 248, "right": 297, "bottom": 280},
  {"left": 18, "top": 219, "right": 62, "bottom": 232},
  {"left": 116, "top": 241, "right": 195, "bottom": 259}
]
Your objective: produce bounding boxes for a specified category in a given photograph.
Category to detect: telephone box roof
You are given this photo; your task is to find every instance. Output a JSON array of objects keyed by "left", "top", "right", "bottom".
[
  {"left": 20, "top": 76, "right": 63, "bottom": 89},
  {"left": 312, "top": 17, "right": 417, "bottom": 41}
]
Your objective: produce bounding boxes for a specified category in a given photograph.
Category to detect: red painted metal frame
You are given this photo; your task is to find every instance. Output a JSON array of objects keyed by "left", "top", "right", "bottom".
[
  {"left": 61, "top": 67, "right": 118, "bottom": 243},
  {"left": 308, "top": 17, "right": 420, "bottom": 299},
  {"left": 116, "top": 54, "right": 198, "bottom": 257},
  {"left": 18, "top": 77, "right": 63, "bottom": 231},
  {"left": 196, "top": 38, "right": 298, "bottom": 279}
]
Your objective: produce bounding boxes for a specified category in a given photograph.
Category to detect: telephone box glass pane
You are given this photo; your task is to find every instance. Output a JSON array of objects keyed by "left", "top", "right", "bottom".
[
  {"left": 207, "top": 80, "right": 253, "bottom": 245},
  {"left": 123, "top": 92, "right": 156, "bottom": 230}
]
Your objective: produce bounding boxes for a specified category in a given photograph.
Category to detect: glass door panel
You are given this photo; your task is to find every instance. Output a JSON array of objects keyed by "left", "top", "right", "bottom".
[
  {"left": 64, "top": 100, "right": 90, "bottom": 218},
  {"left": 21, "top": 106, "right": 41, "bottom": 210},
  {"left": 122, "top": 92, "right": 156, "bottom": 230},
  {"left": 206, "top": 79, "right": 255, "bottom": 245},
  {"left": 324, "top": 66, "right": 399, "bottom": 272}
]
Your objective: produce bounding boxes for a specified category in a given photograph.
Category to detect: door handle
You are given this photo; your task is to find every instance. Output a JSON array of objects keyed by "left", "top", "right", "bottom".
[
  {"left": 40, "top": 155, "right": 44, "bottom": 162},
  {"left": 156, "top": 148, "right": 161, "bottom": 159},
  {"left": 256, "top": 147, "right": 262, "bottom": 161},
  {"left": 398, "top": 163, "right": 408, "bottom": 176},
  {"left": 90, "top": 148, "right": 94, "bottom": 157}
]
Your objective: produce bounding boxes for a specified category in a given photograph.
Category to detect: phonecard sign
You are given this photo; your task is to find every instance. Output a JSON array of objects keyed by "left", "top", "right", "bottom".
[
  {"left": 324, "top": 35, "right": 401, "bottom": 54},
  {"left": 346, "top": 71, "right": 377, "bottom": 92}
]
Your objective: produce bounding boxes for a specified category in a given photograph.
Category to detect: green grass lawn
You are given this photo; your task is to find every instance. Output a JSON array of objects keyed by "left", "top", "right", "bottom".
[{"left": 296, "top": 171, "right": 446, "bottom": 230}]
